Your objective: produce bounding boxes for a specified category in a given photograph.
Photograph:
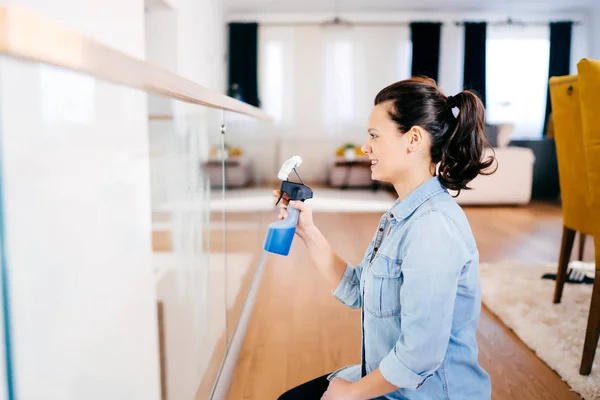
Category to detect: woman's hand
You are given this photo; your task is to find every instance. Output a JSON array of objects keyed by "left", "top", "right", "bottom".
[
  {"left": 272, "top": 189, "right": 315, "bottom": 238},
  {"left": 321, "top": 378, "right": 359, "bottom": 400},
  {"left": 272, "top": 190, "right": 348, "bottom": 289}
]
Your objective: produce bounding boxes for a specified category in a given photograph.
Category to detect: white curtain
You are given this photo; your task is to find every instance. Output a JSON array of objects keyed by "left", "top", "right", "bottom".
[
  {"left": 486, "top": 24, "right": 550, "bottom": 139},
  {"left": 258, "top": 24, "right": 411, "bottom": 139}
]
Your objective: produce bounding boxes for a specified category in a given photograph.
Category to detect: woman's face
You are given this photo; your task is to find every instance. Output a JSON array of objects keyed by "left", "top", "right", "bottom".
[{"left": 361, "top": 102, "right": 413, "bottom": 184}]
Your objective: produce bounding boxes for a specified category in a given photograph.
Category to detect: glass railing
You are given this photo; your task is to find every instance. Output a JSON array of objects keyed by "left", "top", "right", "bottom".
[{"left": 0, "top": 6, "right": 273, "bottom": 400}]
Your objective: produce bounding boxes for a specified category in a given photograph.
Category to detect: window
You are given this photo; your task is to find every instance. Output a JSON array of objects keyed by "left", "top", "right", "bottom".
[
  {"left": 399, "top": 39, "right": 412, "bottom": 81},
  {"left": 324, "top": 39, "right": 354, "bottom": 127},
  {"left": 486, "top": 25, "right": 550, "bottom": 139},
  {"left": 261, "top": 40, "right": 284, "bottom": 123},
  {"left": 259, "top": 27, "right": 295, "bottom": 126}
]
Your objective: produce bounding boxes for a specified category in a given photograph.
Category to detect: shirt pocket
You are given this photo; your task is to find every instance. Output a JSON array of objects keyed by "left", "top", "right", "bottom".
[{"left": 364, "top": 254, "right": 402, "bottom": 318}]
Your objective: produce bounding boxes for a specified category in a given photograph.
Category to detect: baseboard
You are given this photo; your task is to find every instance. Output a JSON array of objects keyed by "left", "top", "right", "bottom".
[{"left": 210, "top": 251, "right": 269, "bottom": 400}]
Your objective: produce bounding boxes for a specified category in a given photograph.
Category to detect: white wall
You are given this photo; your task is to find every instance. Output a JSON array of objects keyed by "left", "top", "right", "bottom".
[
  {"left": 145, "top": 0, "right": 226, "bottom": 116},
  {"left": 571, "top": 21, "right": 589, "bottom": 74},
  {"left": 145, "top": 8, "right": 178, "bottom": 116},
  {"left": 0, "top": 0, "right": 161, "bottom": 399},
  {"left": 174, "top": 0, "right": 226, "bottom": 94},
  {"left": 145, "top": 0, "right": 226, "bottom": 203},
  {"left": 145, "top": 0, "right": 226, "bottom": 112},
  {"left": 438, "top": 22, "right": 465, "bottom": 96},
  {"left": 227, "top": 9, "right": 590, "bottom": 184},
  {"left": 590, "top": 2, "right": 600, "bottom": 59},
  {"left": 145, "top": 0, "right": 227, "bottom": 208},
  {"left": 1, "top": 0, "right": 145, "bottom": 58}
]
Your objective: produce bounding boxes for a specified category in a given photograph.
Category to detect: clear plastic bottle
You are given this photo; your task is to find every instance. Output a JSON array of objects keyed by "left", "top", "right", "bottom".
[
  {"left": 264, "top": 169, "right": 313, "bottom": 256},
  {"left": 263, "top": 205, "right": 300, "bottom": 256}
]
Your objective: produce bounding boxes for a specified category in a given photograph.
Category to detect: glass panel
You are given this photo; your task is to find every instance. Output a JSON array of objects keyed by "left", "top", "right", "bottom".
[
  {"left": 221, "top": 112, "right": 272, "bottom": 346},
  {"left": 0, "top": 161, "right": 9, "bottom": 400},
  {"left": 150, "top": 99, "right": 227, "bottom": 400},
  {"left": 0, "top": 56, "right": 162, "bottom": 399}
]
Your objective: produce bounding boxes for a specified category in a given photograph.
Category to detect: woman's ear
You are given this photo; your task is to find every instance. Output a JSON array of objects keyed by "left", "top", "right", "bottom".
[{"left": 407, "top": 126, "right": 425, "bottom": 152}]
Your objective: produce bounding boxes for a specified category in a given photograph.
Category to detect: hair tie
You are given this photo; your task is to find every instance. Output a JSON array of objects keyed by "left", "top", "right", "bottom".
[
  {"left": 447, "top": 95, "right": 460, "bottom": 118},
  {"left": 447, "top": 95, "right": 457, "bottom": 107}
]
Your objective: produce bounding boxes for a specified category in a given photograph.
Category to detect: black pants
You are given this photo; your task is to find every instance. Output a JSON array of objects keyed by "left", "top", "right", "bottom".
[{"left": 277, "top": 373, "right": 331, "bottom": 399}]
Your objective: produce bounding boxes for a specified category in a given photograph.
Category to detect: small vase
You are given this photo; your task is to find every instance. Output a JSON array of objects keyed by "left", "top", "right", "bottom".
[
  {"left": 344, "top": 148, "right": 356, "bottom": 160},
  {"left": 217, "top": 149, "right": 229, "bottom": 160}
]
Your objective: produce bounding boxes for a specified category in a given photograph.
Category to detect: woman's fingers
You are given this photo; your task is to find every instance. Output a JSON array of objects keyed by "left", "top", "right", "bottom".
[
  {"left": 274, "top": 190, "right": 289, "bottom": 219},
  {"left": 288, "top": 200, "right": 306, "bottom": 211},
  {"left": 273, "top": 190, "right": 290, "bottom": 201},
  {"left": 273, "top": 189, "right": 290, "bottom": 206},
  {"left": 279, "top": 208, "right": 289, "bottom": 220}
]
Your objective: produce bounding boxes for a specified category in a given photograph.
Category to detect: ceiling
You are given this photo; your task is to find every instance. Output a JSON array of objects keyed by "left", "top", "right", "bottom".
[{"left": 226, "top": 0, "right": 593, "bottom": 14}]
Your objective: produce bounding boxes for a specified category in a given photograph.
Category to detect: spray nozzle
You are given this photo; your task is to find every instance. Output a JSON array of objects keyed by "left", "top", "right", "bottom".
[{"left": 275, "top": 156, "right": 313, "bottom": 206}]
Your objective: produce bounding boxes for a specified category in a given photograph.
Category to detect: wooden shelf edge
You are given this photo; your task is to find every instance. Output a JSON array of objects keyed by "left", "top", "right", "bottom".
[{"left": 149, "top": 114, "right": 174, "bottom": 121}]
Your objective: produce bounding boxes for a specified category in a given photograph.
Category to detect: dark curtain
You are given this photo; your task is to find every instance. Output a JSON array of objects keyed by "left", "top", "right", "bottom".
[
  {"left": 542, "top": 21, "right": 573, "bottom": 136},
  {"left": 410, "top": 22, "right": 442, "bottom": 82},
  {"left": 227, "top": 22, "right": 260, "bottom": 107},
  {"left": 463, "top": 22, "right": 487, "bottom": 107}
]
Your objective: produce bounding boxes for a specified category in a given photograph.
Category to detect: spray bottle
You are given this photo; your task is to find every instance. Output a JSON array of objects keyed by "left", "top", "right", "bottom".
[{"left": 264, "top": 156, "right": 313, "bottom": 256}]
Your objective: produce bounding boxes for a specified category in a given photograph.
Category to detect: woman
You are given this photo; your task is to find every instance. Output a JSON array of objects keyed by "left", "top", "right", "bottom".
[{"left": 275, "top": 77, "right": 496, "bottom": 400}]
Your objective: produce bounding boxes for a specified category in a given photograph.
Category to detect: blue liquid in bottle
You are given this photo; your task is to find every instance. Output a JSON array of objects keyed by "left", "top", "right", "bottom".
[{"left": 264, "top": 206, "right": 300, "bottom": 256}]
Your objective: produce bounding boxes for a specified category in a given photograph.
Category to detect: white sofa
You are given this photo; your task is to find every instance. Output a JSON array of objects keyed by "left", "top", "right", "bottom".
[
  {"left": 327, "top": 146, "right": 535, "bottom": 205},
  {"left": 325, "top": 124, "right": 535, "bottom": 205},
  {"left": 451, "top": 146, "right": 535, "bottom": 205}
]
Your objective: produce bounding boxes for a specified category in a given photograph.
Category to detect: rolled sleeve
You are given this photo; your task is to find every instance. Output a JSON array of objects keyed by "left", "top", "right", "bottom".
[
  {"left": 379, "top": 211, "right": 469, "bottom": 390},
  {"left": 332, "top": 262, "right": 363, "bottom": 309},
  {"left": 379, "top": 348, "right": 428, "bottom": 390}
]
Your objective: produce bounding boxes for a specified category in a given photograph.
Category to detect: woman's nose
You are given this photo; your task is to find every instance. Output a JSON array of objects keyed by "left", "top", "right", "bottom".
[{"left": 361, "top": 143, "right": 370, "bottom": 154}]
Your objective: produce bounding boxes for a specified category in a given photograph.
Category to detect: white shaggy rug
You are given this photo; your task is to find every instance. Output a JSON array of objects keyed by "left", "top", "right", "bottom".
[{"left": 480, "top": 260, "right": 599, "bottom": 400}]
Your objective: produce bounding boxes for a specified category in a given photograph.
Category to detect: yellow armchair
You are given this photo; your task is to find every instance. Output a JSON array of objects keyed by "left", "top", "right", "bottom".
[
  {"left": 548, "top": 76, "right": 591, "bottom": 235},
  {"left": 549, "top": 59, "right": 600, "bottom": 376},
  {"left": 576, "top": 58, "right": 600, "bottom": 376},
  {"left": 578, "top": 59, "right": 600, "bottom": 214}
]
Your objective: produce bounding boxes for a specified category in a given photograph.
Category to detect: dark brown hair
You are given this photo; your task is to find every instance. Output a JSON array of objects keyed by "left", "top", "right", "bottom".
[{"left": 374, "top": 77, "right": 497, "bottom": 196}]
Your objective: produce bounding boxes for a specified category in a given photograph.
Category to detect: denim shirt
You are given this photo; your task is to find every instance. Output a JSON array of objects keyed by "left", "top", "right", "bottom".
[{"left": 329, "top": 176, "right": 491, "bottom": 400}]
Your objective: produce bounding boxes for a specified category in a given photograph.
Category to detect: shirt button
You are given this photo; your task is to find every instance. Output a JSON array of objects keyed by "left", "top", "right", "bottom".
[
  {"left": 390, "top": 214, "right": 394, "bottom": 218},
  {"left": 379, "top": 227, "right": 384, "bottom": 232},
  {"left": 374, "top": 247, "right": 378, "bottom": 252}
]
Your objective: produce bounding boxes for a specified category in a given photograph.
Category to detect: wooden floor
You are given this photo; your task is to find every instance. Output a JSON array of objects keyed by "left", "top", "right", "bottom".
[{"left": 226, "top": 201, "right": 592, "bottom": 400}]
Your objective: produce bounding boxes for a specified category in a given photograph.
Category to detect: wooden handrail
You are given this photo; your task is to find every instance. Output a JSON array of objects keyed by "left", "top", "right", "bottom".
[{"left": 0, "top": 5, "right": 273, "bottom": 121}]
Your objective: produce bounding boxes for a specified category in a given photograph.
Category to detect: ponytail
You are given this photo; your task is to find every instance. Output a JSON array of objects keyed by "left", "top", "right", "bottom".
[{"left": 438, "top": 91, "right": 497, "bottom": 196}]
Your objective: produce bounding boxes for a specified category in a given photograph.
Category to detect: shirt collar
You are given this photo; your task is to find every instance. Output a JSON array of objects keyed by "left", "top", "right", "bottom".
[{"left": 388, "top": 176, "right": 446, "bottom": 221}]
